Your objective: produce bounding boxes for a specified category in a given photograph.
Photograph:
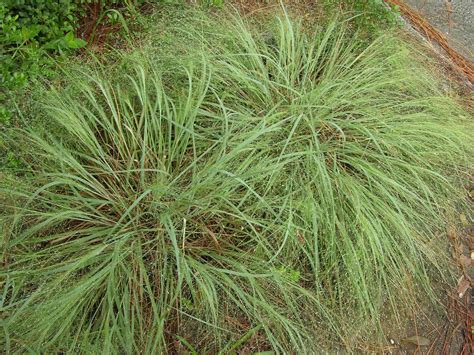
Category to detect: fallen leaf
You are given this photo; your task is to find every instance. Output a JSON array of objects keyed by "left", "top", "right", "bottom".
[
  {"left": 402, "top": 335, "right": 430, "bottom": 346},
  {"left": 459, "top": 255, "right": 472, "bottom": 268},
  {"left": 457, "top": 276, "right": 470, "bottom": 298}
]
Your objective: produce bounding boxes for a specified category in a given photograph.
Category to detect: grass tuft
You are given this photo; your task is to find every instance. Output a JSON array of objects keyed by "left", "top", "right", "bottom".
[{"left": 1, "top": 8, "right": 472, "bottom": 352}]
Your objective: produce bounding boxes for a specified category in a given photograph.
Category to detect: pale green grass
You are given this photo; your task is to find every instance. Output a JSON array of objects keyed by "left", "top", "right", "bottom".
[{"left": 1, "top": 8, "right": 472, "bottom": 353}]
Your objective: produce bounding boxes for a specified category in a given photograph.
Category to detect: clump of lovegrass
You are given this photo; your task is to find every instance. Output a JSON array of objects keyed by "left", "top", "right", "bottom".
[
  {"left": 207, "top": 9, "right": 473, "bottom": 318},
  {"left": 1, "top": 8, "right": 472, "bottom": 353},
  {"left": 0, "top": 58, "right": 336, "bottom": 352}
]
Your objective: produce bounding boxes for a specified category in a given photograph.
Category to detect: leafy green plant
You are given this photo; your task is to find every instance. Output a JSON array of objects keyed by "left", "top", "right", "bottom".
[
  {"left": 1, "top": 8, "right": 472, "bottom": 353},
  {"left": 0, "top": 0, "right": 222, "bottom": 90},
  {"left": 0, "top": 0, "right": 156, "bottom": 133},
  {"left": 0, "top": 0, "right": 85, "bottom": 89}
]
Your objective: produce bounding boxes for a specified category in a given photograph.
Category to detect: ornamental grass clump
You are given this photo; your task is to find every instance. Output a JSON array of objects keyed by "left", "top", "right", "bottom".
[
  {"left": 1, "top": 10, "right": 472, "bottom": 353},
  {"left": 208, "top": 12, "right": 472, "bottom": 326}
]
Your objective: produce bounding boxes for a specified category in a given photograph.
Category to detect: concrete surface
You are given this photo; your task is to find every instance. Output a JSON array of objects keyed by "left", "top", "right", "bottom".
[{"left": 404, "top": 0, "right": 474, "bottom": 61}]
